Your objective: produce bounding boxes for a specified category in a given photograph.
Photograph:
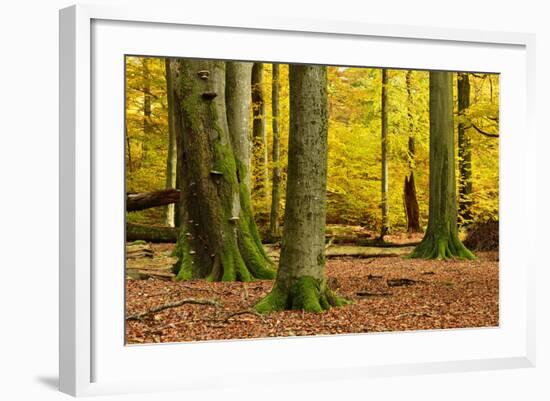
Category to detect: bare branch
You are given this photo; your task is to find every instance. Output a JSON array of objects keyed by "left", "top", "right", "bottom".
[
  {"left": 126, "top": 298, "right": 220, "bottom": 321},
  {"left": 468, "top": 123, "right": 499, "bottom": 138}
]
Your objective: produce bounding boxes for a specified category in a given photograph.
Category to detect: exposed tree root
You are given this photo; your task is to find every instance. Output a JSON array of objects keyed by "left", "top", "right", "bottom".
[
  {"left": 409, "top": 231, "right": 476, "bottom": 260},
  {"left": 255, "top": 276, "right": 350, "bottom": 314}
]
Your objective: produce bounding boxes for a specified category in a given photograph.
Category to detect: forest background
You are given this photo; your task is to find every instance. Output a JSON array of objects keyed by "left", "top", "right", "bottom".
[{"left": 125, "top": 58, "right": 499, "bottom": 235}]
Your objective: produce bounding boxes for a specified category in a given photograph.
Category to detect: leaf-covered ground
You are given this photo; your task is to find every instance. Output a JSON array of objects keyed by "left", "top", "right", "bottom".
[{"left": 125, "top": 243, "right": 498, "bottom": 344}]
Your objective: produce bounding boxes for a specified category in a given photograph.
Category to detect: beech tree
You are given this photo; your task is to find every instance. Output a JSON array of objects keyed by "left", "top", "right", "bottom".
[
  {"left": 163, "top": 58, "right": 178, "bottom": 227},
  {"left": 410, "top": 71, "right": 475, "bottom": 260},
  {"left": 380, "top": 69, "right": 390, "bottom": 238},
  {"left": 255, "top": 65, "right": 347, "bottom": 313},
  {"left": 170, "top": 59, "right": 275, "bottom": 281},
  {"left": 226, "top": 61, "right": 253, "bottom": 190},
  {"left": 457, "top": 72, "right": 473, "bottom": 226},
  {"left": 403, "top": 70, "right": 421, "bottom": 232},
  {"left": 268, "top": 63, "right": 281, "bottom": 240},
  {"left": 251, "top": 62, "right": 268, "bottom": 198}
]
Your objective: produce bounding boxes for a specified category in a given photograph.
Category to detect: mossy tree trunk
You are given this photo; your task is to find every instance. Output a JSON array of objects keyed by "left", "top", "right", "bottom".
[
  {"left": 410, "top": 71, "right": 475, "bottom": 260},
  {"left": 380, "top": 69, "right": 390, "bottom": 238},
  {"left": 457, "top": 72, "right": 473, "bottom": 227},
  {"left": 268, "top": 63, "right": 281, "bottom": 241},
  {"left": 226, "top": 61, "right": 253, "bottom": 191},
  {"left": 251, "top": 62, "right": 268, "bottom": 199},
  {"left": 163, "top": 58, "right": 178, "bottom": 227},
  {"left": 255, "top": 65, "right": 347, "bottom": 313},
  {"left": 171, "top": 59, "right": 275, "bottom": 281},
  {"left": 403, "top": 70, "right": 421, "bottom": 233}
]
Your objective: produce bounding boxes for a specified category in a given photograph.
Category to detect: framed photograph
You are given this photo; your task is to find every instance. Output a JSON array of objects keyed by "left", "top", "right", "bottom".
[{"left": 59, "top": 4, "right": 536, "bottom": 397}]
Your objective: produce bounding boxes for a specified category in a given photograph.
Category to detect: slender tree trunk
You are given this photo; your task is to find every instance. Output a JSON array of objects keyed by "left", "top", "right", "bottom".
[
  {"left": 404, "top": 70, "right": 421, "bottom": 233},
  {"left": 380, "top": 69, "right": 390, "bottom": 238},
  {"left": 457, "top": 72, "right": 473, "bottom": 226},
  {"left": 163, "top": 59, "right": 178, "bottom": 227},
  {"left": 256, "top": 65, "right": 347, "bottom": 313},
  {"left": 171, "top": 59, "right": 274, "bottom": 281},
  {"left": 410, "top": 71, "right": 475, "bottom": 260},
  {"left": 251, "top": 62, "right": 268, "bottom": 199},
  {"left": 142, "top": 58, "right": 151, "bottom": 160},
  {"left": 125, "top": 126, "right": 132, "bottom": 172},
  {"left": 225, "top": 62, "right": 253, "bottom": 190},
  {"left": 268, "top": 63, "right": 281, "bottom": 240}
]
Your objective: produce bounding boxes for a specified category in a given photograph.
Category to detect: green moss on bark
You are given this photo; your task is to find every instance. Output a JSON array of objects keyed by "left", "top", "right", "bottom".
[
  {"left": 409, "top": 224, "right": 476, "bottom": 260},
  {"left": 172, "top": 228, "right": 196, "bottom": 280},
  {"left": 255, "top": 276, "right": 349, "bottom": 314},
  {"left": 172, "top": 59, "right": 275, "bottom": 283},
  {"left": 410, "top": 71, "right": 476, "bottom": 261}
]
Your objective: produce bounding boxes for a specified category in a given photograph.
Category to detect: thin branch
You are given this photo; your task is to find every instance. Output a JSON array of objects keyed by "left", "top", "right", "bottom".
[
  {"left": 222, "top": 310, "right": 265, "bottom": 323},
  {"left": 469, "top": 123, "right": 499, "bottom": 138},
  {"left": 470, "top": 73, "right": 488, "bottom": 79},
  {"left": 126, "top": 86, "right": 160, "bottom": 100},
  {"left": 126, "top": 298, "right": 220, "bottom": 321}
]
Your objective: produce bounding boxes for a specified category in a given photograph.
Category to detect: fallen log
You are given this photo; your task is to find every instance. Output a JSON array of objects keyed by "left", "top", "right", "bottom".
[
  {"left": 126, "top": 189, "right": 180, "bottom": 212},
  {"left": 126, "top": 268, "right": 175, "bottom": 280},
  {"left": 126, "top": 223, "right": 178, "bottom": 243},
  {"left": 355, "top": 239, "right": 421, "bottom": 248},
  {"left": 325, "top": 245, "right": 414, "bottom": 258},
  {"left": 326, "top": 235, "right": 420, "bottom": 248}
]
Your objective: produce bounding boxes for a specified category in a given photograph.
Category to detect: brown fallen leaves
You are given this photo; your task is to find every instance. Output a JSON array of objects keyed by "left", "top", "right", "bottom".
[{"left": 125, "top": 247, "right": 498, "bottom": 344}]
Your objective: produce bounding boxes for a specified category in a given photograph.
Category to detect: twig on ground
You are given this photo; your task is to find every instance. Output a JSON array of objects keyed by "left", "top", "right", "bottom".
[
  {"left": 356, "top": 291, "right": 392, "bottom": 297},
  {"left": 222, "top": 310, "right": 265, "bottom": 323},
  {"left": 126, "top": 298, "right": 220, "bottom": 321},
  {"left": 387, "top": 278, "right": 418, "bottom": 287}
]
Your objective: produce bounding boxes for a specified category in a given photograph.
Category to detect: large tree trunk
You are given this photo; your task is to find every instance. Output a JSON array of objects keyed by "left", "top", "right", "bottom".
[
  {"left": 255, "top": 65, "right": 347, "bottom": 313},
  {"left": 163, "top": 59, "right": 178, "bottom": 227},
  {"left": 251, "top": 62, "right": 268, "bottom": 199},
  {"left": 457, "top": 72, "right": 473, "bottom": 226},
  {"left": 268, "top": 63, "right": 282, "bottom": 240},
  {"left": 380, "top": 69, "right": 390, "bottom": 238},
  {"left": 171, "top": 59, "right": 275, "bottom": 281},
  {"left": 404, "top": 70, "right": 421, "bottom": 233},
  {"left": 126, "top": 189, "right": 180, "bottom": 212},
  {"left": 410, "top": 71, "right": 475, "bottom": 260}
]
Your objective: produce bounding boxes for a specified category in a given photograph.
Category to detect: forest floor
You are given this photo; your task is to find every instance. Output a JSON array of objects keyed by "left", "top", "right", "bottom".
[{"left": 125, "top": 234, "right": 499, "bottom": 344}]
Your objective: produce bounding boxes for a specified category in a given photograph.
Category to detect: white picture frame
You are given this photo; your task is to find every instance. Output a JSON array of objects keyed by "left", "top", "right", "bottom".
[{"left": 59, "top": 3, "right": 536, "bottom": 397}]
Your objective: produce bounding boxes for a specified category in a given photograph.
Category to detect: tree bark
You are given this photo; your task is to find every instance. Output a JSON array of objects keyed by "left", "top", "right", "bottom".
[
  {"left": 380, "top": 69, "right": 390, "bottom": 238},
  {"left": 226, "top": 62, "right": 253, "bottom": 190},
  {"left": 255, "top": 65, "right": 347, "bottom": 313},
  {"left": 404, "top": 70, "right": 421, "bottom": 233},
  {"left": 251, "top": 62, "right": 268, "bottom": 199},
  {"left": 171, "top": 59, "right": 275, "bottom": 281},
  {"left": 268, "top": 63, "right": 282, "bottom": 240},
  {"left": 163, "top": 59, "right": 178, "bottom": 227},
  {"left": 126, "top": 189, "right": 180, "bottom": 212},
  {"left": 410, "top": 71, "right": 475, "bottom": 260},
  {"left": 142, "top": 58, "right": 152, "bottom": 160},
  {"left": 457, "top": 72, "right": 473, "bottom": 226}
]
